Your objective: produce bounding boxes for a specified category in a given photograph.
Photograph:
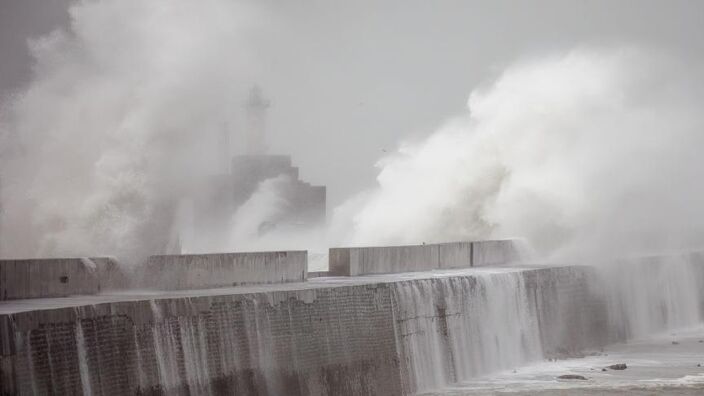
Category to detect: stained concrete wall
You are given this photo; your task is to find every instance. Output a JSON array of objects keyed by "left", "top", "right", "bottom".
[
  {"left": 90, "top": 257, "right": 130, "bottom": 291},
  {"left": 1, "top": 283, "right": 402, "bottom": 395},
  {"left": 138, "top": 251, "right": 307, "bottom": 290},
  {"left": 393, "top": 265, "right": 609, "bottom": 393},
  {"left": 329, "top": 240, "right": 520, "bottom": 276},
  {"left": 3, "top": 254, "right": 699, "bottom": 394},
  {"left": 522, "top": 265, "right": 609, "bottom": 358},
  {"left": 437, "top": 241, "right": 473, "bottom": 269},
  {"left": 329, "top": 244, "right": 441, "bottom": 276},
  {"left": 307, "top": 271, "right": 331, "bottom": 278},
  {"left": 0, "top": 264, "right": 608, "bottom": 396},
  {"left": 471, "top": 239, "right": 523, "bottom": 267},
  {"left": 0, "top": 258, "right": 100, "bottom": 301}
]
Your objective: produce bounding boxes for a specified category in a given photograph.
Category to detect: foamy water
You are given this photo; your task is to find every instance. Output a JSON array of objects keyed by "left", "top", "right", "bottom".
[{"left": 424, "top": 326, "right": 704, "bottom": 395}]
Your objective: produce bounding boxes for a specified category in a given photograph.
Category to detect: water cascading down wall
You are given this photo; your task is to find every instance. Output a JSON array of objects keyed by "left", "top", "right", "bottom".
[{"left": 1, "top": 246, "right": 704, "bottom": 395}]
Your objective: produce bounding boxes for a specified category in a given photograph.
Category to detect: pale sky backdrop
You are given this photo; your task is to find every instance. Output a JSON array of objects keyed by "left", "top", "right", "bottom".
[{"left": 2, "top": 0, "right": 703, "bottom": 207}]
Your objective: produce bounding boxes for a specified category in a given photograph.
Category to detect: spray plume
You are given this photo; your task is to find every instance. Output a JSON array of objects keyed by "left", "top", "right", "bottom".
[
  {"left": 0, "top": 0, "right": 260, "bottom": 262},
  {"left": 336, "top": 47, "right": 704, "bottom": 260},
  {"left": 2, "top": 3, "right": 703, "bottom": 266}
]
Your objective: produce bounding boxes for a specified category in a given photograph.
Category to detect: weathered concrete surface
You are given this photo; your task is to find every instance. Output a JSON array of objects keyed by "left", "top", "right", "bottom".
[
  {"left": 523, "top": 265, "right": 609, "bottom": 359},
  {"left": 471, "top": 239, "right": 523, "bottom": 267},
  {"left": 307, "top": 271, "right": 331, "bottom": 278},
  {"left": 0, "top": 265, "right": 610, "bottom": 395},
  {"left": 91, "top": 257, "right": 131, "bottom": 291},
  {"left": 436, "top": 241, "right": 473, "bottom": 269},
  {"left": 329, "top": 240, "right": 521, "bottom": 276},
  {"left": 0, "top": 258, "right": 100, "bottom": 301},
  {"left": 329, "top": 244, "right": 441, "bottom": 276},
  {"left": 2, "top": 252, "right": 702, "bottom": 395},
  {"left": 393, "top": 265, "right": 609, "bottom": 392},
  {"left": 138, "top": 251, "right": 307, "bottom": 290},
  {"left": 0, "top": 251, "right": 308, "bottom": 300},
  {"left": 598, "top": 251, "right": 704, "bottom": 342}
]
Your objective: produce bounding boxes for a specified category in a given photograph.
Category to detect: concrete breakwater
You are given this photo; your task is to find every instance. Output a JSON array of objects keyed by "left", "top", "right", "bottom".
[
  {"left": 0, "top": 258, "right": 102, "bottom": 301},
  {"left": 1, "top": 265, "right": 604, "bottom": 395},
  {"left": 328, "top": 239, "right": 523, "bottom": 276},
  {"left": 138, "top": 251, "right": 308, "bottom": 290},
  {"left": 1, "top": 246, "right": 703, "bottom": 395},
  {"left": 0, "top": 251, "right": 308, "bottom": 301}
]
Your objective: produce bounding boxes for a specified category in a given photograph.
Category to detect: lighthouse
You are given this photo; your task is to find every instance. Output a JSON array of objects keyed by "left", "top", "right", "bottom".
[
  {"left": 244, "top": 85, "right": 270, "bottom": 155},
  {"left": 186, "top": 85, "right": 326, "bottom": 252}
]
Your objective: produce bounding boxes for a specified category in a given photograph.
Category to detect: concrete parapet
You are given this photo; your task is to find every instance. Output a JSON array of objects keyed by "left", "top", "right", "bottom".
[
  {"left": 437, "top": 241, "right": 474, "bottom": 269},
  {"left": 471, "top": 239, "right": 522, "bottom": 267},
  {"left": 138, "top": 250, "right": 307, "bottom": 290},
  {"left": 0, "top": 258, "right": 100, "bottom": 300},
  {"left": 90, "top": 257, "right": 130, "bottom": 291},
  {"left": 329, "top": 244, "right": 440, "bottom": 276},
  {"left": 329, "top": 240, "right": 520, "bottom": 276},
  {"left": 307, "top": 270, "right": 331, "bottom": 278}
]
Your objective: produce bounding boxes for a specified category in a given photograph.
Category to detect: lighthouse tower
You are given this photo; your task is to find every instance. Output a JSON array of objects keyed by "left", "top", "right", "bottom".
[
  {"left": 187, "top": 85, "right": 325, "bottom": 251},
  {"left": 244, "top": 85, "right": 270, "bottom": 155}
]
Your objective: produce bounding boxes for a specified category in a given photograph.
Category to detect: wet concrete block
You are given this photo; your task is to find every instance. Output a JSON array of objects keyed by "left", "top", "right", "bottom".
[
  {"left": 0, "top": 258, "right": 100, "bottom": 300},
  {"left": 471, "top": 239, "right": 522, "bottom": 267},
  {"left": 329, "top": 240, "right": 519, "bottom": 276},
  {"left": 138, "top": 250, "right": 307, "bottom": 290},
  {"left": 329, "top": 244, "right": 439, "bottom": 276}
]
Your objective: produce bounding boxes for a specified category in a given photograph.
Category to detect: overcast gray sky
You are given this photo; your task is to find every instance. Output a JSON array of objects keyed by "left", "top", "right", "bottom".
[{"left": 2, "top": 0, "right": 703, "bottom": 206}]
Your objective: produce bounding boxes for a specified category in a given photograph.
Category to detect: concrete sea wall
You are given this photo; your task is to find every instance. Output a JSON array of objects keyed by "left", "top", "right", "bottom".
[
  {"left": 91, "top": 257, "right": 131, "bottom": 291},
  {"left": 392, "top": 265, "right": 608, "bottom": 393},
  {"left": 471, "top": 239, "right": 524, "bottom": 267},
  {"left": 1, "top": 264, "right": 608, "bottom": 395},
  {"left": 1, "top": 250, "right": 703, "bottom": 395},
  {"left": 0, "top": 250, "right": 308, "bottom": 301},
  {"left": 1, "top": 282, "right": 401, "bottom": 395},
  {"left": 0, "top": 258, "right": 100, "bottom": 301},
  {"left": 329, "top": 239, "right": 521, "bottom": 276},
  {"left": 598, "top": 252, "right": 704, "bottom": 342},
  {"left": 138, "top": 251, "right": 307, "bottom": 290}
]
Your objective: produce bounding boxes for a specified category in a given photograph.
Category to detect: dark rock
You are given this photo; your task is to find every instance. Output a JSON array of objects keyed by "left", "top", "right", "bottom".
[
  {"left": 601, "top": 368, "right": 607, "bottom": 372},
  {"left": 607, "top": 363, "right": 627, "bottom": 370},
  {"left": 558, "top": 374, "right": 587, "bottom": 380},
  {"left": 697, "top": 364, "right": 701, "bottom": 367},
  {"left": 672, "top": 341, "right": 680, "bottom": 345},
  {"left": 699, "top": 340, "right": 703, "bottom": 343}
]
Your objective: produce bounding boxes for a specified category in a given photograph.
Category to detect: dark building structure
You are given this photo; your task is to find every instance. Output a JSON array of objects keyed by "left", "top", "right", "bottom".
[
  {"left": 188, "top": 87, "right": 325, "bottom": 251},
  {"left": 230, "top": 154, "right": 326, "bottom": 230}
]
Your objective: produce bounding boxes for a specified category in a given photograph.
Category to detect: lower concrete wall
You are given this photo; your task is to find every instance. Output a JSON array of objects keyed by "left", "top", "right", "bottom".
[
  {"left": 1, "top": 283, "right": 402, "bottom": 395},
  {"left": 138, "top": 251, "right": 307, "bottom": 290},
  {"left": 0, "top": 265, "right": 609, "bottom": 395},
  {"left": 0, "top": 258, "right": 100, "bottom": 301},
  {"left": 523, "top": 265, "right": 609, "bottom": 358},
  {"left": 329, "top": 240, "right": 521, "bottom": 276},
  {"left": 392, "top": 265, "right": 609, "bottom": 393}
]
